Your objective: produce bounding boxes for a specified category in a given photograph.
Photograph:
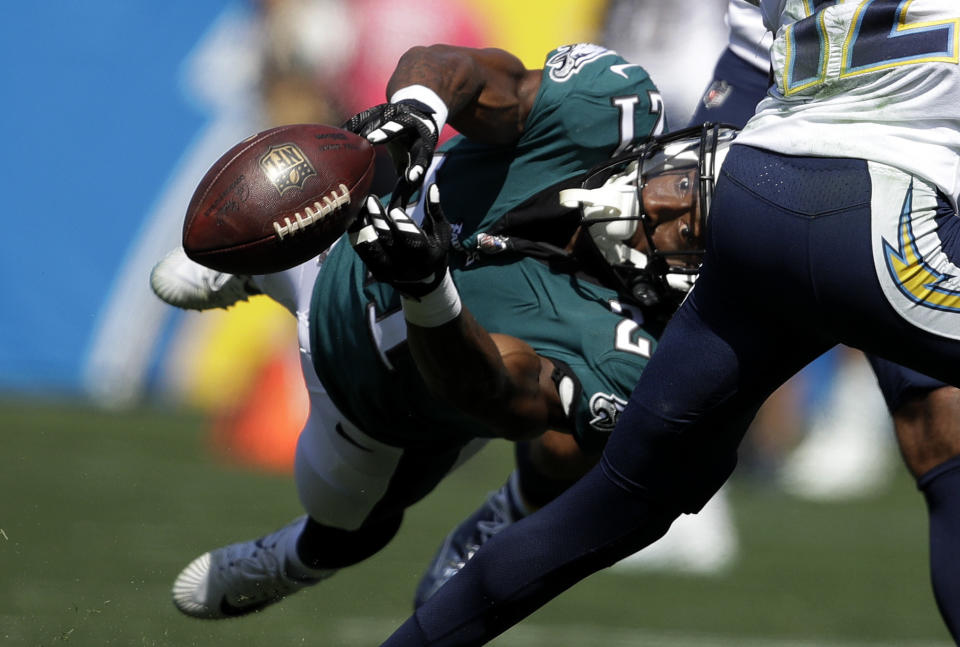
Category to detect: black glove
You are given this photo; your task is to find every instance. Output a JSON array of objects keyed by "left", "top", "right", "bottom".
[
  {"left": 343, "top": 100, "right": 440, "bottom": 185},
  {"left": 349, "top": 183, "right": 452, "bottom": 299}
]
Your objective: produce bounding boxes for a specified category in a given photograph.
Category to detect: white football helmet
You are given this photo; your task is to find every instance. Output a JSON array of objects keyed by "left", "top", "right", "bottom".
[{"left": 561, "top": 123, "right": 739, "bottom": 307}]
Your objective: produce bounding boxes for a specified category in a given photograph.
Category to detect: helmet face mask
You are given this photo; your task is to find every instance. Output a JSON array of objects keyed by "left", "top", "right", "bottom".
[{"left": 561, "top": 123, "right": 738, "bottom": 307}]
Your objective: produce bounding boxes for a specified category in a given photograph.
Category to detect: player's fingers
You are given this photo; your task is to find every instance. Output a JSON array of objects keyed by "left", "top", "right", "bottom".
[
  {"left": 405, "top": 164, "right": 425, "bottom": 184},
  {"left": 369, "top": 208, "right": 393, "bottom": 242},
  {"left": 422, "top": 183, "right": 441, "bottom": 229},
  {"left": 366, "top": 195, "right": 393, "bottom": 238},
  {"left": 405, "top": 146, "right": 432, "bottom": 183},
  {"left": 347, "top": 195, "right": 378, "bottom": 231},
  {"left": 341, "top": 104, "right": 385, "bottom": 135},
  {"left": 422, "top": 184, "right": 449, "bottom": 242},
  {"left": 405, "top": 127, "right": 436, "bottom": 183},
  {"left": 388, "top": 178, "right": 418, "bottom": 213},
  {"left": 427, "top": 183, "right": 441, "bottom": 207},
  {"left": 366, "top": 119, "right": 406, "bottom": 144},
  {"left": 348, "top": 196, "right": 382, "bottom": 247},
  {"left": 386, "top": 207, "right": 422, "bottom": 236},
  {"left": 406, "top": 111, "right": 438, "bottom": 137}
]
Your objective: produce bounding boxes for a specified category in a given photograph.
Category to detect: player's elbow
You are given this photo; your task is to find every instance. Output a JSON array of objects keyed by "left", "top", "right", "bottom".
[
  {"left": 389, "top": 44, "right": 479, "bottom": 93},
  {"left": 432, "top": 380, "right": 542, "bottom": 441},
  {"left": 495, "top": 423, "right": 543, "bottom": 442}
]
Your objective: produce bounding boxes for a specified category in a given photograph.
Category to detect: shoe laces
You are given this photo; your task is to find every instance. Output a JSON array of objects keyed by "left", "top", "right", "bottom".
[
  {"left": 474, "top": 486, "right": 517, "bottom": 542},
  {"left": 204, "top": 271, "right": 255, "bottom": 302},
  {"left": 444, "top": 486, "right": 518, "bottom": 574},
  {"left": 217, "top": 527, "right": 303, "bottom": 603}
]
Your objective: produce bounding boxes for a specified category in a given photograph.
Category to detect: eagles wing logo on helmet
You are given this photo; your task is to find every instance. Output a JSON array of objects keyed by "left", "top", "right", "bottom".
[
  {"left": 259, "top": 143, "right": 317, "bottom": 195},
  {"left": 588, "top": 392, "right": 628, "bottom": 432},
  {"left": 546, "top": 43, "right": 616, "bottom": 82}
]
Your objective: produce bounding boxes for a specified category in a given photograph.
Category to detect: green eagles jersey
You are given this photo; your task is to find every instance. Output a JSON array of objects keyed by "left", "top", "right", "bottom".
[
  {"left": 309, "top": 44, "right": 662, "bottom": 451},
  {"left": 435, "top": 43, "right": 663, "bottom": 249}
]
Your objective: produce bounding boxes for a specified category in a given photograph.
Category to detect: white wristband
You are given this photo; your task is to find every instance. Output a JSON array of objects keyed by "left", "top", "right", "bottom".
[
  {"left": 401, "top": 269, "right": 462, "bottom": 327},
  {"left": 389, "top": 84, "right": 449, "bottom": 134}
]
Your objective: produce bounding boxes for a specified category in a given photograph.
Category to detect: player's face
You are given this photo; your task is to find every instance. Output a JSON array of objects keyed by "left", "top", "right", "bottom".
[{"left": 633, "top": 168, "right": 701, "bottom": 267}]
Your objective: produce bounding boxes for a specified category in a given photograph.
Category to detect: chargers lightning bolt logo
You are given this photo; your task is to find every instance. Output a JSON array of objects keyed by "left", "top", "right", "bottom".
[{"left": 882, "top": 182, "right": 960, "bottom": 312}]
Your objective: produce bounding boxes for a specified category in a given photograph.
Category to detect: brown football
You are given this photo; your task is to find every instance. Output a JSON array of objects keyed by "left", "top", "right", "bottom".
[{"left": 183, "top": 123, "right": 376, "bottom": 274}]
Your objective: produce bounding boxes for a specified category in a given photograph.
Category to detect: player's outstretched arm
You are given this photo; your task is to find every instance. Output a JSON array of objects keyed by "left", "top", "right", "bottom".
[
  {"left": 344, "top": 45, "right": 542, "bottom": 186},
  {"left": 385, "top": 44, "right": 542, "bottom": 145},
  {"left": 349, "top": 186, "right": 561, "bottom": 441}
]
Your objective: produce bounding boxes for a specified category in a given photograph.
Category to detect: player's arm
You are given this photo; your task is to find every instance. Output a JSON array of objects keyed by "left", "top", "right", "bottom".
[
  {"left": 385, "top": 44, "right": 542, "bottom": 145},
  {"left": 350, "top": 185, "right": 566, "bottom": 441},
  {"left": 408, "top": 320, "right": 566, "bottom": 441},
  {"left": 344, "top": 45, "right": 542, "bottom": 184}
]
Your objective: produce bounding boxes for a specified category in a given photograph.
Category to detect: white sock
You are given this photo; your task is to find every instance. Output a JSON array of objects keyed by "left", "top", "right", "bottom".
[{"left": 282, "top": 518, "right": 334, "bottom": 580}]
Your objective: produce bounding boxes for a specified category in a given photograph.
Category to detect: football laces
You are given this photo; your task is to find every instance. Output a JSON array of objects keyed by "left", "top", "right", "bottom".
[{"left": 273, "top": 184, "right": 351, "bottom": 239}]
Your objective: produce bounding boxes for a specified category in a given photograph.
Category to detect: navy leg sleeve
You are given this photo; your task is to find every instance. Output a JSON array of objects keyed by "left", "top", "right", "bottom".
[
  {"left": 919, "top": 454, "right": 960, "bottom": 643},
  {"left": 381, "top": 467, "right": 675, "bottom": 646},
  {"left": 867, "top": 354, "right": 947, "bottom": 413}
]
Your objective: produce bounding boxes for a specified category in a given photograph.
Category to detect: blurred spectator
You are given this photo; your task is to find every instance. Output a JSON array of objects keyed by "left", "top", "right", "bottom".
[
  {"left": 602, "top": 0, "right": 728, "bottom": 128},
  {"left": 257, "top": 0, "right": 355, "bottom": 126},
  {"left": 255, "top": 0, "right": 490, "bottom": 194}
]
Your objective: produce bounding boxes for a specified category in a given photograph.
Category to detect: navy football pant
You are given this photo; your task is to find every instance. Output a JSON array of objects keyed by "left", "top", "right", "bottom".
[
  {"left": 381, "top": 146, "right": 960, "bottom": 645},
  {"left": 689, "top": 47, "right": 949, "bottom": 414},
  {"left": 607, "top": 145, "right": 960, "bottom": 511}
]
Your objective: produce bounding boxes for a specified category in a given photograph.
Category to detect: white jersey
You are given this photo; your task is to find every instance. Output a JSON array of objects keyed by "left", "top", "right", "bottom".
[
  {"left": 726, "top": 0, "right": 772, "bottom": 72},
  {"left": 737, "top": 0, "right": 960, "bottom": 206}
]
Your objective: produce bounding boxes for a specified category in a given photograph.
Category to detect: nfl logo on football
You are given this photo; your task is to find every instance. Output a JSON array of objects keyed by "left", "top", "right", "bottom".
[{"left": 259, "top": 143, "right": 317, "bottom": 194}]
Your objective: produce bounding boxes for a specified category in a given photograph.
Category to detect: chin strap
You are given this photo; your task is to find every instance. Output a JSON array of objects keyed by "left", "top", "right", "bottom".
[
  {"left": 559, "top": 174, "right": 699, "bottom": 302},
  {"left": 666, "top": 272, "right": 697, "bottom": 293},
  {"left": 558, "top": 181, "right": 648, "bottom": 270}
]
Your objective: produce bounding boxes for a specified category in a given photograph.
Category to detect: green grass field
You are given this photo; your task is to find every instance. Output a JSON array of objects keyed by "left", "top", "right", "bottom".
[{"left": 1, "top": 398, "right": 954, "bottom": 646}]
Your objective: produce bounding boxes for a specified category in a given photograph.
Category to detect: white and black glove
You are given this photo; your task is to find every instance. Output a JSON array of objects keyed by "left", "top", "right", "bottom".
[
  {"left": 343, "top": 97, "right": 442, "bottom": 185},
  {"left": 349, "top": 184, "right": 452, "bottom": 300},
  {"left": 343, "top": 86, "right": 447, "bottom": 188}
]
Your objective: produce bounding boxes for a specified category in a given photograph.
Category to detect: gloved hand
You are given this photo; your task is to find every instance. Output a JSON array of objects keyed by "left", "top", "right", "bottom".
[
  {"left": 349, "top": 183, "right": 451, "bottom": 300},
  {"left": 343, "top": 100, "right": 440, "bottom": 185}
]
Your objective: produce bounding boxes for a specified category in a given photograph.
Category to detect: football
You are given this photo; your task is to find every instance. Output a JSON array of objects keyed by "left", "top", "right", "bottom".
[{"left": 183, "top": 123, "right": 376, "bottom": 274}]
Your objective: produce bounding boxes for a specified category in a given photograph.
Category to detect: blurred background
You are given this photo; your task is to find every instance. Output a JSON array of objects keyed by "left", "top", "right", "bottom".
[{"left": 1, "top": 1, "right": 948, "bottom": 645}]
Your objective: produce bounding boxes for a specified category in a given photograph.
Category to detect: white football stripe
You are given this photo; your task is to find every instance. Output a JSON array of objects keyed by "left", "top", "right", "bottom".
[
  {"left": 394, "top": 220, "right": 420, "bottom": 234},
  {"left": 406, "top": 166, "right": 424, "bottom": 183},
  {"left": 350, "top": 224, "right": 378, "bottom": 246},
  {"left": 370, "top": 214, "right": 390, "bottom": 231},
  {"left": 389, "top": 210, "right": 413, "bottom": 224},
  {"left": 411, "top": 113, "right": 437, "bottom": 134}
]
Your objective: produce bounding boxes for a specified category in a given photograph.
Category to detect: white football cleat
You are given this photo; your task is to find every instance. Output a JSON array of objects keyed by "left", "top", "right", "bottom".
[
  {"left": 172, "top": 516, "right": 334, "bottom": 619},
  {"left": 150, "top": 247, "right": 260, "bottom": 311},
  {"left": 610, "top": 485, "right": 738, "bottom": 576},
  {"left": 779, "top": 351, "right": 894, "bottom": 501}
]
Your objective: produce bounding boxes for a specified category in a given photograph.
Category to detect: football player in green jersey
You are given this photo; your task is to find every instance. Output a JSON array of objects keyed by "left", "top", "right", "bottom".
[
  {"left": 379, "top": 3, "right": 960, "bottom": 645},
  {"left": 151, "top": 42, "right": 718, "bottom": 620}
]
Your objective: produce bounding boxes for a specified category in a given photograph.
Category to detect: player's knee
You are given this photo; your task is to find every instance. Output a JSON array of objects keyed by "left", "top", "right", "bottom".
[
  {"left": 894, "top": 386, "right": 960, "bottom": 478},
  {"left": 294, "top": 446, "right": 384, "bottom": 530}
]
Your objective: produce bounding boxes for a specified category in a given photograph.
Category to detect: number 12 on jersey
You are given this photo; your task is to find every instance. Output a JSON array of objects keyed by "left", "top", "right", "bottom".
[{"left": 783, "top": 0, "right": 959, "bottom": 95}]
